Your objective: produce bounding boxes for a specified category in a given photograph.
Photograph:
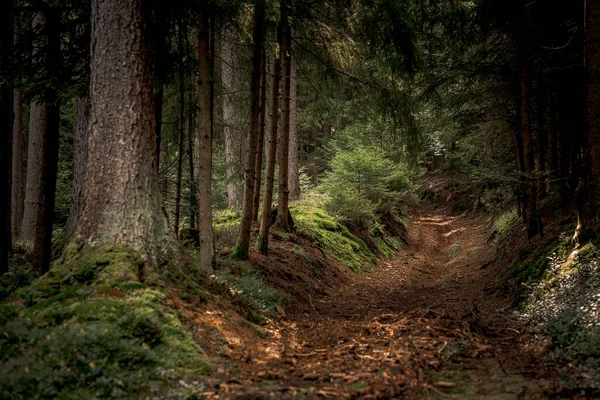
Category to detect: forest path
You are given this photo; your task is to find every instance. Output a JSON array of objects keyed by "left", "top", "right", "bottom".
[{"left": 208, "top": 202, "right": 553, "bottom": 399}]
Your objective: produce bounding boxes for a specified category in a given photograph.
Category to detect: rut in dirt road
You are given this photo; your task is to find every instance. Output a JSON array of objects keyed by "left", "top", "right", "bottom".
[{"left": 207, "top": 203, "right": 551, "bottom": 399}]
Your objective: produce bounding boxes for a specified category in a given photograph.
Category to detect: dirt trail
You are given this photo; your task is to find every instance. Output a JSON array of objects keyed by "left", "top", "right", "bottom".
[{"left": 206, "top": 202, "right": 554, "bottom": 399}]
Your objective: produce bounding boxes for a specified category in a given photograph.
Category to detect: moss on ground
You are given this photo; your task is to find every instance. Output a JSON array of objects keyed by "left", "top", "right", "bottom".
[
  {"left": 291, "top": 205, "right": 376, "bottom": 272},
  {"left": 0, "top": 243, "right": 211, "bottom": 399}
]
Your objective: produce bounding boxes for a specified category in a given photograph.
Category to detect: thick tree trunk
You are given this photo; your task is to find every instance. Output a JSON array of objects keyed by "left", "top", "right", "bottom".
[
  {"left": 174, "top": 22, "right": 186, "bottom": 236},
  {"left": 289, "top": 58, "right": 301, "bottom": 201},
  {"left": 64, "top": 95, "right": 90, "bottom": 234},
  {"left": 197, "top": 9, "right": 214, "bottom": 272},
  {"left": 252, "top": 52, "right": 267, "bottom": 222},
  {"left": 76, "top": 0, "right": 173, "bottom": 265},
  {"left": 576, "top": 0, "right": 600, "bottom": 241},
  {"left": 274, "top": 16, "right": 292, "bottom": 231},
  {"left": 21, "top": 13, "right": 48, "bottom": 243},
  {"left": 11, "top": 15, "right": 24, "bottom": 237},
  {"left": 0, "top": 0, "right": 13, "bottom": 274},
  {"left": 32, "top": 7, "right": 61, "bottom": 274},
  {"left": 221, "top": 26, "right": 242, "bottom": 208},
  {"left": 232, "top": 0, "right": 266, "bottom": 260},
  {"left": 519, "top": 1, "right": 539, "bottom": 239},
  {"left": 257, "top": 27, "right": 283, "bottom": 255}
]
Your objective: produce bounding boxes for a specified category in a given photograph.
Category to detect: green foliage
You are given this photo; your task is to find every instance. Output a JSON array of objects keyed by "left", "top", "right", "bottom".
[
  {"left": 291, "top": 205, "right": 375, "bottom": 272},
  {"left": 320, "top": 144, "right": 411, "bottom": 227},
  {"left": 492, "top": 210, "right": 520, "bottom": 246},
  {"left": 0, "top": 243, "right": 37, "bottom": 301},
  {"left": 0, "top": 244, "right": 211, "bottom": 399}
]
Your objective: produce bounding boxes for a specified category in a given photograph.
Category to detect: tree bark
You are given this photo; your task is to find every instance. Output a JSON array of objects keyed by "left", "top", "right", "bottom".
[
  {"left": 232, "top": 0, "right": 266, "bottom": 260},
  {"left": 221, "top": 26, "right": 242, "bottom": 208},
  {"left": 536, "top": 76, "right": 547, "bottom": 199},
  {"left": 32, "top": 7, "right": 61, "bottom": 274},
  {"left": 274, "top": 14, "right": 292, "bottom": 231},
  {"left": 76, "top": 0, "right": 174, "bottom": 265},
  {"left": 11, "top": 14, "right": 24, "bottom": 237},
  {"left": 64, "top": 95, "right": 90, "bottom": 234},
  {"left": 188, "top": 80, "right": 197, "bottom": 232},
  {"left": 257, "top": 24, "right": 283, "bottom": 255},
  {"left": 174, "top": 21, "right": 186, "bottom": 236},
  {"left": 547, "top": 88, "right": 558, "bottom": 189},
  {"left": 289, "top": 57, "right": 301, "bottom": 201},
  {"left": 197, "top": 7, "right": 214, "bottom": 272},
  {"left": 252, "top": 52, "right": 267, "bottom": 222},
  {"left": 155, "top": 82, "right": 164, "bottom": 173},
  {"left": 519, "top": 1, "right": 539, "bottom": 239},
  {"left": 576, "top": 0, "right": 600, "bottom": 241},
  {"left": 0, "top": 0, "right": 14, "bottom": 274}
]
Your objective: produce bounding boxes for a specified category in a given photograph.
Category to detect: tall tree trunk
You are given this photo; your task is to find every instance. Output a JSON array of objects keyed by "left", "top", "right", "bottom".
[
  {"left": 174, "top": 21, "right": 186, "bottom": 236},
  {"left": 11, "top": 14, "right": 24, "bottom": 237},
  {"left": 257, "top": 25, "right": 283, "bottom": 255},
  {"left": 576, "top": 0, "right": 600, "bottom": 241},
  {"left": 197, "top": 8, "right": 214, "bottom": 272},
  {"left": 547, "top": 88, "right": 558, "bottom": 190},
  {"left": 155, "top": 82, "right": 164, "bottom": 173},
  {"left": 252, "top": 52, "right": 267, "bottom": 222},
  {"left": 32, "top": 7, "right": 61, "bottom": 274},
  {"left": 64, "top": 95, "right": 90, "bottom": 234},
  {"left": 519, "top": 1, "right": 539, "bottom": 239},
  {"left": 274, "top": 15, "right": 292, "bottom": 231},
  {"left": 0, "top": 0, "right": 14, "bottom": 274},
  {"left": 188, "top": 81, "right": 197, "bottom": 232},
  {"left": 232, "top": 0, "right": 266, "bottom": 260},
  {"left": 76, "top": 0, "right": 173, "bottom": 265},
  {"left": 288, "top": 57, "right": 300, "bottom": 201},
  {"left": 21, "top": 13, "right": 49, "bottom": 243},
  {"left": 221, "top": 26, "right": 242, "bottom": 208},
  {"left": 536, "top": 76, "right": 548, "bottom": 199}
]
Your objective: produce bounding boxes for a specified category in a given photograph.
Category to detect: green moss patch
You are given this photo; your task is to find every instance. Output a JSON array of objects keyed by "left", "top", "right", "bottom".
[
  {"left": 0, "top": 244, "right": 211, "bottom": 399},
  {"left": 291, "top": 205, "right": 376, "bottom": 272}
]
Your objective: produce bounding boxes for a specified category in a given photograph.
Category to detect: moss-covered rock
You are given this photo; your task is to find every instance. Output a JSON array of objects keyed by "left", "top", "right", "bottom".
[{"left": 0, "top": 244, "right": 211, "bottom": 399}]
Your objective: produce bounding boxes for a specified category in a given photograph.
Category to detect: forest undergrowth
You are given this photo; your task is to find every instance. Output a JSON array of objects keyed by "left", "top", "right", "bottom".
[{"left": 1, "top": 174, "right": 598, "bottom": 399}]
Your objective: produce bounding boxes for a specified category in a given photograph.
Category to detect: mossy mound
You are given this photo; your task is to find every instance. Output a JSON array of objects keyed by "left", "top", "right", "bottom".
[
  {"left": 291, "top": 205, "right": 376, "bottom": 272},
  {"left": 0, "top": 244, "right": 211, "bottom": 399}
]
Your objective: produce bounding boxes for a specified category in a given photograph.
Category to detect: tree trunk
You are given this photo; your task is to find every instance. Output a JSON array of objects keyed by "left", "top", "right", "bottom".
[
  {"left": 257, "top": 24, "right": 283, "bottom": 255},
  {"left": 174, "top": 21, "right": 186, "bottom": 236},
  {"left": 519, "top": 1, "right": 539, "bottom": 239},
  {"left": 274, "top": 15, "right": 292, "bottom": 231},
  {"left": 232, "top": 0, "right": 266, "bottom": 260},
  {"left": 547, "top": 88, "right": 558, "bottom": 190},
  {"left": 0, "top": 0, "right": 13, "bottom": 274},
  {"left": 155, "top": 82, "right": 164, "bottom": 173},
  {"left": 197, "top": 8, "right": 214, "bottom": 272},
  {"left": 289, "top": 57, "right": 301, "bottom": 201},
  {"left": 21, "top": 13, "right": 49, "bottom": 243},
  {"left": 252, "top": 52, "right": 267, "bottom": 222},
  {"left": 64, "top": 95, "right": 90, "bottom": 234},
  {"left": 575, "top": 0, "right": 600, "bottom": 241},
  {"left": 32, "top": 7, "right": 61, "bottom": 274},
  {"left": 11, "top": 14, "right": 24, "bottom": 237},
  {"left": 188, "top": 80, "right": 197, "bottom": 232},
  {"left": 536, "top": 77, "right": 547, "bottom": 199},
  {"left": 76, "top": 0, "right": 173, "bottom": 265},
  {"left": 221, "top": 26, "right": 242, "bottom": 208}
]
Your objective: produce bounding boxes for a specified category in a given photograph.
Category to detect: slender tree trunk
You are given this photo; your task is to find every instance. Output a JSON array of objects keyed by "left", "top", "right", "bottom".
[
  {"left": 537, "top": 77, "right": 547, "bottom": 199},
  {"left": 155, "top": 82, "right": 164, "bottom": 173},
  {"left": 0, "top": 0, "right": 14, "bottom": 274},
  {"left": 257, "top": 26, "right": 283, "bottom": 255},
  {"left": 274, "top": 15, "right": 293, "bottom": 231},
  {"left": 232, "top": 0, "right": 266, "bottom": 260},
  {"left": 21, "top": 13, "right": 48, "bottom": 243},
  {"left": 11, "top": 14, "right": 24, "bottom": 237},
  {"left": 576, "top": 0, "right": 600, "bottom": 241},
  {"left": 32, "top": 7, "right": 61, "bottom": 274},
  {"left": 197, "top": 8, "right": 214, "bottom": 272},
  {"left": 252, "top": 52, "right": 267, "bottom": 222},
  {"left": 221, "top": 26, "right": 242, "bottom": 208},
  {"left": 64, "top": 95, "right": 90, "bottom": 234},
  {"left": 188, "top": 81, "right": 197, "bottom": 232},
  {"left": 174, "top": 22, "right": 186, "bottom": 236},
  {"left": 289, "top": 57, "right": 301, "bottom": 201},
  {"left": 76, "top": 0, "right": 174, "bottom": 265},
  {"left": 547, "top": 88, "right": 558, "bottom": 189},
  {"left": 519, "top": 1, "right": 539, "bottom": 239}
]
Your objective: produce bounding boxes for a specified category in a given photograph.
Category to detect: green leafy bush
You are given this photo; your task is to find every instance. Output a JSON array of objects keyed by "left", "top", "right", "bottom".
[{"left": 319, "top": 145, "right": 411, "bottom": 227}]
